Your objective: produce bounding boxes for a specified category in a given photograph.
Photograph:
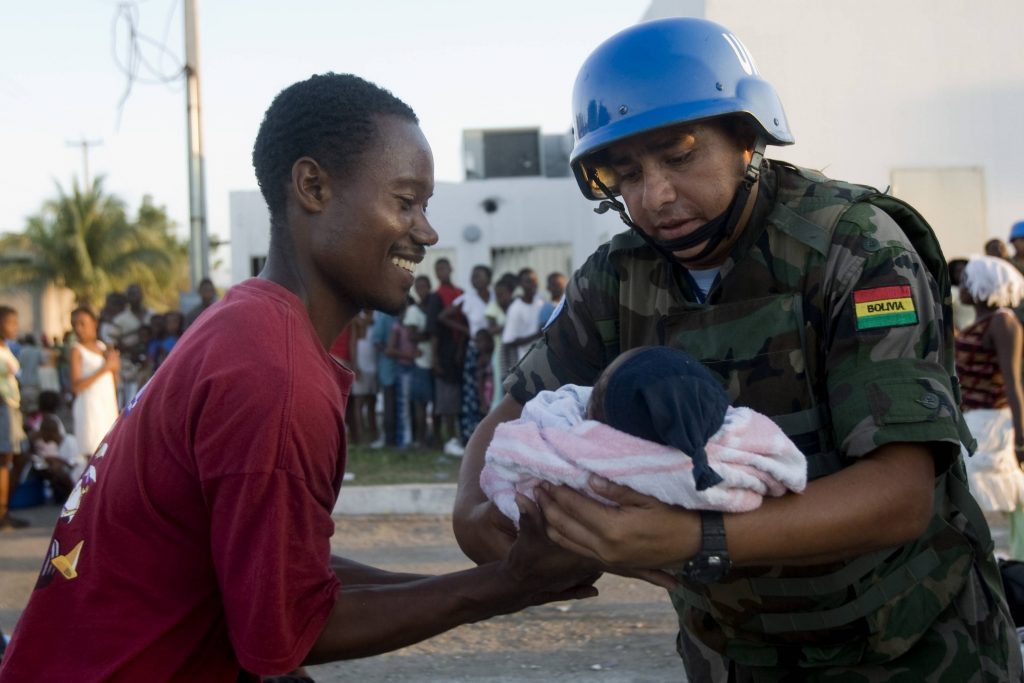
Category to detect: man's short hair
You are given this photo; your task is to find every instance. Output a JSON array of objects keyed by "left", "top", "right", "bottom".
[
  {"left": 0, "top": 305, "right": 15, "bottom": 322},
  {"left": 252, "top": 73, "right": 418, "bottom": 226}
]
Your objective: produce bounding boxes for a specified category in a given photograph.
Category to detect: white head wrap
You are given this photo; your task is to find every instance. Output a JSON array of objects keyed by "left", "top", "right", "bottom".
[{"left": 962, "top": 255, "right": 1024, "bottom": 309}]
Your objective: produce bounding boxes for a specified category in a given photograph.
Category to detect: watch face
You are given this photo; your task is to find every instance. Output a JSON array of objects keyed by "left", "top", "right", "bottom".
[{"left": 685, "top": 554, "right": 731, "bottom": 584}]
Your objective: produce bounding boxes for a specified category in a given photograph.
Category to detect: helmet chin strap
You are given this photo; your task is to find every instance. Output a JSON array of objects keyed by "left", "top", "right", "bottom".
[{"left": 591, "top": 140, "right": 766, "bottom": 265}]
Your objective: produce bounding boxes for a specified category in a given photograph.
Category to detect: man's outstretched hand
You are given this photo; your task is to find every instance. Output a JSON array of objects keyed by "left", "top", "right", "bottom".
[{"left": 495, "top": 494, "right": 602, "bottom": 612}]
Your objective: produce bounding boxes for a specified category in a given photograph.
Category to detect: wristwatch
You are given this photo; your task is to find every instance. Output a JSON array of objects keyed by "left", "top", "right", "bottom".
[{"left": 682, "top": 510, "right": 731, "bottom": 584}]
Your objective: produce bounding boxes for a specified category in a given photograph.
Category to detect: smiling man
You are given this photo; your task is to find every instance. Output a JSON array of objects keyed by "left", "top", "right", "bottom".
[
  {"left": 453, "top": 18, "right": 1022, "bottom": 681},
  {"left": 0, "top": 73, "right": 599, "bottom": 682}
]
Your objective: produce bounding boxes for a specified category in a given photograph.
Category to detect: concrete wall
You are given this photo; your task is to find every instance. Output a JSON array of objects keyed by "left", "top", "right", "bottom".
[
  {"left": 645, "top": 0, "right": 1024, "bottom": 255},
  {"left": 229, "top": 190, "right": 273, "bottom": 284},
  {"left": 425, "top": 177, "right": 610, "bottom": 284},
  {"left": 0, "top": 283, "right": 76, "bottom": 342}
]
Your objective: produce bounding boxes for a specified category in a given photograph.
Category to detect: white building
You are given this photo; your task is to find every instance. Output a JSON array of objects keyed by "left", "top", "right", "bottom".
[
  {"left": 232, "top": 0, "right": 1024, "bottom": 288},
  {"left": 645, "top": 0, "right": 1024, "bottom": 261},
  {"left": 230, "top": 176, "right": 610, "bottom": 288}
]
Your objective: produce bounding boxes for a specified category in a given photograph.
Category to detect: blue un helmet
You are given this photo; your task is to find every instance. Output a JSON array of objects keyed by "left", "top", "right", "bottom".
[
  {"left": 570, "top": 17, "right": 793, "bottom": 201},
  {"left": 1010, "top": 221, "right": 1024, "bottom": 242}
]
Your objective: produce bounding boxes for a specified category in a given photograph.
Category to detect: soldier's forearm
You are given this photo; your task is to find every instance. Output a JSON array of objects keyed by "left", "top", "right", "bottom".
[
  {"left": 726, "top": 442, "right": 936, "bottom": 566},
  {"left": 453, "top": 395, "right": 524, "bottom": 563}
]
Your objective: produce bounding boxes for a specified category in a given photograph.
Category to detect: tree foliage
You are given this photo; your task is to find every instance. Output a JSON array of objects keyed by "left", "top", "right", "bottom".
[{"left": 0, "top": 177, "right": 188, "bottom": 311}]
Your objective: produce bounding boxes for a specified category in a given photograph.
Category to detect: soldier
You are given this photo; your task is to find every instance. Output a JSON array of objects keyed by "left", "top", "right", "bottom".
[{"left": 453, "top": 17, "right": 1023, "bottom": 681}]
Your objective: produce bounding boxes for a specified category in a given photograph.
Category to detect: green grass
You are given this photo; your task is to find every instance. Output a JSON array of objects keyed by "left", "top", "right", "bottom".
[{"left": 344, "top": 444, "right": 463, "bottom": 485}]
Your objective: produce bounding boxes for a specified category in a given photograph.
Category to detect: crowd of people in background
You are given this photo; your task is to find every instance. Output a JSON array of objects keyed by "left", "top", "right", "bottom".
[
  {"left": 331, "top": 258, "right": 567, "bottom": 456},
  {"left": 4, "top": 227, "right": 1024, "bottom": 528},
  {"left": 7, "top": 227, "right": 1024, "bottom": 529},
  {"left": 951, "top": 224, "right": 1024, "bottom": 561},
  {"left": 0, "top": 279, "right": 219, "bottom": 528}
]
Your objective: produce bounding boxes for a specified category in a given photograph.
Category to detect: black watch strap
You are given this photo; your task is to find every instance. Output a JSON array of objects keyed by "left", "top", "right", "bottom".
[{"left": 683, "top": 510, "right": 731, "bottom": 584}]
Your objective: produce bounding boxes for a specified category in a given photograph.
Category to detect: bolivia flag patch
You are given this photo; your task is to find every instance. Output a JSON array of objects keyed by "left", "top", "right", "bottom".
[{"left": 853, "top": 285, "right": 917, "bottom": 330}]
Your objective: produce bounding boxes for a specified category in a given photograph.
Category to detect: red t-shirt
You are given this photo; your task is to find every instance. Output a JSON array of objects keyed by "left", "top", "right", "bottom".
[
  {"left": 436, "top": 282, "right": 463, "bottom": 309},
  {"left": 0, "top": 279, "right": 352, "bottom": 681},
  {"left": 330, "top": 326, "right": 352, "bottom": 365}
]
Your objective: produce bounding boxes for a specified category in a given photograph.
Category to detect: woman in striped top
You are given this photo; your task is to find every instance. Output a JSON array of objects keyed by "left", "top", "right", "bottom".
[{"left": 956, "top": 255, "right": 1024, "bottom": 558}]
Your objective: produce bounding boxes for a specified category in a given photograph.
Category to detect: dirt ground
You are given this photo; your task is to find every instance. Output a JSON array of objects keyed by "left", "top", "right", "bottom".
[
  {"left": 0, "top": 506, "right": 686, "bottom": 682},
  {"left": 308, "top": 515, "right": 685, "bottom": 682},
  {"left": 3, "top": 506, "right": 1013, "bottom": 682}
]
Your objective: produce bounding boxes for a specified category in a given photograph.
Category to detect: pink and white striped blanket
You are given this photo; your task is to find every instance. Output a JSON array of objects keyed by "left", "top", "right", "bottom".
[{"left": 481, "top": 385, "right": 807, "bottom": 526}]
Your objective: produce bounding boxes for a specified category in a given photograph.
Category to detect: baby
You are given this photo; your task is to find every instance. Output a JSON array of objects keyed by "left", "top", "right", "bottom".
[{"left": 481, "top": 346, "right": 807, "bottom": 526}]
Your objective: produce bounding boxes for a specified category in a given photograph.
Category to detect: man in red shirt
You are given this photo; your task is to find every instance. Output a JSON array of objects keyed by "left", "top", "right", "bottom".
[{"left": 0, "top": 73, "right": 597, "bottom": 682}]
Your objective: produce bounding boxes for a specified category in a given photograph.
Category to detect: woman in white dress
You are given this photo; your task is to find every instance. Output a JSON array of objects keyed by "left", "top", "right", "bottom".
[{"left": 70, "top": 307, "right": 120, "bottom": 459}]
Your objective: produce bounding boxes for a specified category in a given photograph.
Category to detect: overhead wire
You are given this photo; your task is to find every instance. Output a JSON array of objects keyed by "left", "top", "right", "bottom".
[{"left": 110, "top": 0, "right": 184, "bottom": 128}]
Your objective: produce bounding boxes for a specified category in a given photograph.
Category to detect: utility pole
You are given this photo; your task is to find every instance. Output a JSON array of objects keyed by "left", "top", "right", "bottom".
[
  {"left": 184, "top": 0, "right": 209, "bottom": 288},
  {"left": 66, "top": 138, "right": 103, "bottom": 192}
]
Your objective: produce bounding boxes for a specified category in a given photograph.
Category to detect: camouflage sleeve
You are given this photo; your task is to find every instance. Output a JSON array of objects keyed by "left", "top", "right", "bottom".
[
  {"left": 504, "top": 244, "right": 620, "bottom": 404},
  {"left": 824, "top": 202, "right": 962, "bottom": 458}
]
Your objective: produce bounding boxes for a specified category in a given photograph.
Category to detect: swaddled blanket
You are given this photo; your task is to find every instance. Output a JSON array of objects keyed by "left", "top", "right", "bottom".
[{"left": 481, "top": 385, "right": 807, "bottom": 526}]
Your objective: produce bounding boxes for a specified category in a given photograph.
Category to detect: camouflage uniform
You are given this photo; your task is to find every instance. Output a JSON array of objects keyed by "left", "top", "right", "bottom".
[{"left": 507, "top": 161, "right": 1023, "bottom": 682}]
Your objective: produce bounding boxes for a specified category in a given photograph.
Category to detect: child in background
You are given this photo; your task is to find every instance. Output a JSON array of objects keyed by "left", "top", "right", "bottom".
[
  {"left": 150, "top": 311, "right": 183, "bottom": 370},
  {"left": 386, "top": 299, "right": 421, "bottom": 448},
  {"left": 30, "top": 413, "right": 83, "bottom": 503},
  {"left": 370, "top": 312, "right": 399, "bottom": 448},
  {"left": 24, "top": 389, "right": 60, "bottom": 434},
  {"left": 37, "top": 337, "right": 61, "bottom": 395},
  {"left": 121, "top": 324, "right": 154, "bottom": 407},
  {"left": 348, "top": 310, "right": 379, "bottom": 446},
  {"left": 472, "top": 329, "right": 495, "bottom": 427},
  {"left": 404, "top": 276, "right": 435, "bottom": 447}
]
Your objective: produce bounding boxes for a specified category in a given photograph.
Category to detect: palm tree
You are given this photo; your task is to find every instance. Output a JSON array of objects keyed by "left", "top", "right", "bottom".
[{"left": 0, "top": 177, "right": 185, "bottom": 309}]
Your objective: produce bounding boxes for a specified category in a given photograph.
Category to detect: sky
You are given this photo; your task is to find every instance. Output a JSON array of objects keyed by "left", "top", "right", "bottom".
[{"left": 0, "top": 0, "right": 654, "bottom": 281}]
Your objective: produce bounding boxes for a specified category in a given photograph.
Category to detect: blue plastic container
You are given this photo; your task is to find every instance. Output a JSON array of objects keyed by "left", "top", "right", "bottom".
[{"left": 9, "top": 473, "right": 45, "bottom": 509}]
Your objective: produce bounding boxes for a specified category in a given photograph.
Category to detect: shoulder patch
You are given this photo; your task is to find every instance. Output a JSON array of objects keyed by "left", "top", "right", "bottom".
[{"left": 853, "top": 285, "right": 918, "bottom": 330}]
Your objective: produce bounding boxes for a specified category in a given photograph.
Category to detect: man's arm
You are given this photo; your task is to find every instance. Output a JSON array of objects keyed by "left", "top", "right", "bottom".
[
  {"left": 452, "top": 395, "right": 525, "bottom": 564},
  {"left": 306, "top": 500, "right": 599, "bottom": 663},
  {"left": 534, "top": 441, "right": 936, "bottom": 571},
  {"left": 330, "top": 555, "right": 428, "bottom": 585}
]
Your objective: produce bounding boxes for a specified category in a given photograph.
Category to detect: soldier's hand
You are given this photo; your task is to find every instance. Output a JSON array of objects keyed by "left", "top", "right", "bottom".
[{"left": 536, "top": 476, "right": 699, "bottom": 572}]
